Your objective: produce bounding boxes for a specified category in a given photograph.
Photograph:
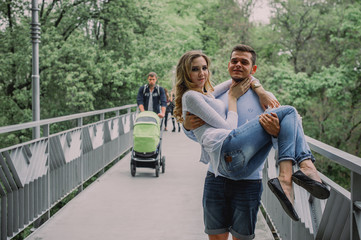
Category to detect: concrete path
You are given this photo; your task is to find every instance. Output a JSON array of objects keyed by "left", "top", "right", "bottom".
[{"left": 27, "top": 130, "right": 274, "bottom": 240}]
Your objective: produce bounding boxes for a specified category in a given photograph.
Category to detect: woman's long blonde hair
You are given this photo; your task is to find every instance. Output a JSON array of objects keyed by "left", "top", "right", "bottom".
[{"left": 173, "top": 50, "right": 214, "bottom": 123}]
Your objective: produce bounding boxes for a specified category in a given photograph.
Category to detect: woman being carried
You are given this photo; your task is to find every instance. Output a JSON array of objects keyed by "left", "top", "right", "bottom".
[{"left": 174, "top": 50, "right": 330, "bottom": 222}]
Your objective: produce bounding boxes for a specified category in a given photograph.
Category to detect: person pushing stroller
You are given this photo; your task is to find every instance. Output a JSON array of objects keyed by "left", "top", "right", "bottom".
[{"left": 136, "top": 72, "right": 167, "bottom": 120}]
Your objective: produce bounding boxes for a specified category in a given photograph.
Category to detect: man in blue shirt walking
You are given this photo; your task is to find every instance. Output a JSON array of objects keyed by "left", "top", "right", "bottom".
[{"left": 137, "top": 72, "right": 167, "bottom": 119}]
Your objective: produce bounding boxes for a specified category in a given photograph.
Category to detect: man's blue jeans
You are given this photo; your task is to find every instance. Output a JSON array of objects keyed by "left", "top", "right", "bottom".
[{"left": 219, "top": 105, "right": 314, "bottom": 180}]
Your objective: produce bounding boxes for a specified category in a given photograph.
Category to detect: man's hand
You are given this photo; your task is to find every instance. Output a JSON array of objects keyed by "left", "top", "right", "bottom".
[
  {"left": 158, "top": 107, "right": 166, "bottom": 118},
  {"left": 183, "top": 112, "right": 205, "bottom": 131},
  {"left": 139, "top": 105, "right": 145, "bottom": 112},
  {"left": 259, "top": 112, "right": 280, "bottom": 137},
  {"left": 258, "top": 93, "right": 280, "bottom": 110}
]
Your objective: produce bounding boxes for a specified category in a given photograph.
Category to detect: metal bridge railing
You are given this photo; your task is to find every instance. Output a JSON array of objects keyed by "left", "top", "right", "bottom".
[
  {"left": 0, "top": 104, "right": 137, "bottom": 240},
  {"left": 262, "top": 136, "right": 361, "bottom": 240},
  {"left": 1, "top": 104, "right": 360, "bottom": 240}
]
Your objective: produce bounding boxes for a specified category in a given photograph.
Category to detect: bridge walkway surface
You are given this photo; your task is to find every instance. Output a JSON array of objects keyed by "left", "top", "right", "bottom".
[{"left": 26, "top": 130, "right": 274, "bottom": 240}]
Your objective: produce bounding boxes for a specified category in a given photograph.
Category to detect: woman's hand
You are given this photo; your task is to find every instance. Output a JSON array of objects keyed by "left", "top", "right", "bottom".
[
  {"left": 228, "top": 78, "right": 251, "bottom": 114},
  {"left": 229, "top": 78, "right": 251, "bottom": 99},
  {"left": 258, "top": 93, "right": 280, "bottom": 110}
]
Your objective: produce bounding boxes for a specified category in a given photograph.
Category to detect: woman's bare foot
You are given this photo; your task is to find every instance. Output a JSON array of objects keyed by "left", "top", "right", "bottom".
[
  {"left": 278, "top": 175, "right": 294, "bottom": 205},
  {"left": 278, "top": 160, "right": 295, "bottom": 204},
  {"left": 299, "top": 160, "right": 322, "bottom": 183},
  {"left": 267, "top": 177, "right": 299, "bottom": 221},
  {"left": 293, "top": 159, "right": 330, "bottom": 199}
]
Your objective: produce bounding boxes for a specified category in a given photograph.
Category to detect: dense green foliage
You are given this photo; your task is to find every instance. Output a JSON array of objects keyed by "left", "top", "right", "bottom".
[{"left": 1, "top": 0, "right": 360, "bottom": 187}]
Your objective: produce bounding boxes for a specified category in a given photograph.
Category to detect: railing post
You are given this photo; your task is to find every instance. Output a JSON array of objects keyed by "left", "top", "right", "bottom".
[
  {"left": 77, "top": 118, "right": 83, "bottom": 127},
  {"left": 77, "top": 118, "right": 84, "bottom": 193},
  {"left": 42, "top": 124, "right": 49, "bottom": 137},
  {"left": 99, "top": 114, "right": 105, "bottom": 175},
  {"left": 351, "top": 171, "right": 361, "bottom": 240},
  {"left": 33, "top": 124, "right": 50, "bottom": 228}
]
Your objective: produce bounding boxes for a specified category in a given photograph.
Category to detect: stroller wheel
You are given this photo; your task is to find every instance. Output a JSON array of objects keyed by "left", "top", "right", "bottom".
[
  {"left": 131, "top": 163, "right": 136, "bottom": 177},
  {"left": 155, "top": 164, "right": 160, "bottom": 177},
  {"left": 161, "top": 156, "right": 166, "bottom": 173}
]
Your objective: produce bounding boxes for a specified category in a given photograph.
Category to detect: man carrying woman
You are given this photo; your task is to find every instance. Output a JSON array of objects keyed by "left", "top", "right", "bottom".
[{"left": 175, "top": 45, "right": 330, "bottom": 240}]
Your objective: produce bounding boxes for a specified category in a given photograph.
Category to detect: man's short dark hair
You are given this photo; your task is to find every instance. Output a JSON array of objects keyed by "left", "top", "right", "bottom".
[
  {"left": 148, "top": 72, "right": 157, "bottom": 79},
  {"left": 230, "top": 44, "right": 257, "bottom": 66}
]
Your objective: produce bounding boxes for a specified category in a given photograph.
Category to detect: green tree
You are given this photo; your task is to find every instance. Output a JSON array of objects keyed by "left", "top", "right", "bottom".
[
  {"left": 198, "top": 0, "right": 258, "bottom": 84},
  {"left": 269, "top": 0, "right": 322, "bottom": 73},
  {"left": 0, "top": 0, "right": 34, "bottom": 126}
]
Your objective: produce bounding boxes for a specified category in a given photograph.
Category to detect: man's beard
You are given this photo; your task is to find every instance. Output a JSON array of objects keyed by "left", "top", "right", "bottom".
[{"left": 232, "top": 69, "right": 252, "bottom": 82}]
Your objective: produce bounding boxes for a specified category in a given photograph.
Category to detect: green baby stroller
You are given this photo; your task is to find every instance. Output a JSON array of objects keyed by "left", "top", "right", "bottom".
[{"left": 131, "top": 111, "right": 166, "bottom": 177}]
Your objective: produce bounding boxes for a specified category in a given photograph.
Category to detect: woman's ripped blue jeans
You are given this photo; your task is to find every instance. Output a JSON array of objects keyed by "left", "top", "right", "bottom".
[{"left": 219, "top": 105, "right": 315, "bottom": 180}]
